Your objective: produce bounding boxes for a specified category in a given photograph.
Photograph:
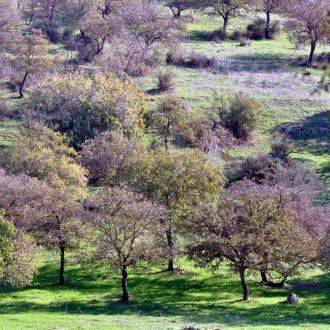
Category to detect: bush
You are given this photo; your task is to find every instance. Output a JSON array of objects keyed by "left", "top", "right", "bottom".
[
  {"left": 246, "top": 19, "right": 265, "bottom": 40},
  {"left": 232, "top": 29, "right": 246, "bottom": 41},
  {"left": 0, "top": 101, "right": 15, "bottom": 120},
  {"left": 213, "top": 93, "right": 261, "bottom": 140},
  {"left": 198, "top": 29, "right": 226, "bottom": 41},
  {"left": 246, "top": 19, "right": 280, "bottom": 40},
  {"left": 30, "top": 73, "right": 146, "bottom": 147},
  {"left": 166, "top": 50, "right": 216, "bottom": 69},
  {"left": 157, "top": 70, "right": 175, "bottom": 92}
]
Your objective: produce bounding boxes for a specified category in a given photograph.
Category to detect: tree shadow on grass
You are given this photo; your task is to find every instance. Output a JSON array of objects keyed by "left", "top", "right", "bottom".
[
  {"left": 280, "top": 111, "right": 330, "bottom": 157},
  {"left": 0, "top": 262, "right": 329, "bottom": 327}
]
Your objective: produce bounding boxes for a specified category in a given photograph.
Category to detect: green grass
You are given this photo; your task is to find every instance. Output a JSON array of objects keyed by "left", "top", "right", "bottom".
[{"left": 0, "top": 254, "right": 329, "bottom": 330}]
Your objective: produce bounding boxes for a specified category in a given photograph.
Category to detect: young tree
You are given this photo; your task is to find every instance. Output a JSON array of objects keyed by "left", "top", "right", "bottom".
[
  {"left": 205, "top": 0, "right": 250, "bottom": 38},
  {"left": 187, "top": 179, "right": 317, "bottom": 300},
  {"left": 80, "top": 130, "right": 145, "bottom": 185},
  {"left": 5, "top": 31, "right": 51, "bottom": 98},
  {"left": 90, "top": 188, "right": 165, "bottom": 302},
  {"left": 283, "top": 0, "right": 329, "bottom": 66},
  {"left": 30, "top": 73, "right": 146, "bottom": 147},
  {"left": 27, "top": 185, "right": 87, "bottom": 285},
  {"left": 128, "top": 149, "right": 224, "bottom": 272},
  {"left": 149, "top": 95, "right": 187, "bottom": 150}
]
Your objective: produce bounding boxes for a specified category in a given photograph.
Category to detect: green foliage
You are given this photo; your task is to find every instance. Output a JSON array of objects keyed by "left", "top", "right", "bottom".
[
  {"left": 149, "top": 95, "right": 187, "bottom": 149},
  {"left": 30, "top": 73, "right": 146, "bottom": 147},
  {"left": 0, "top": 211, "right": 14, "bottom": 276},
  {"left": 212, "top": 92, "right": 262, "bottom": 140},
  {"left": 128, "top": 149, "right": 224, "bottom": 217},
  {"left": 0, "top": 122, "right": 87, "bottom": 189}
]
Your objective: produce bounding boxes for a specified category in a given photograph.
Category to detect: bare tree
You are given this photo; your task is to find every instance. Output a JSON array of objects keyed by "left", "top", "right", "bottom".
[
  {"left": 90, "top": 187, "right": 166, "bottom": 302},
  {"left": 204, "top": 0, "right": 250, "bottom": 38},
  {"left": 283, "top": 0, "right": 329, "bottom": 66},
  {"left": 5, "top": 30, "right": 51, "bottom": 98}
]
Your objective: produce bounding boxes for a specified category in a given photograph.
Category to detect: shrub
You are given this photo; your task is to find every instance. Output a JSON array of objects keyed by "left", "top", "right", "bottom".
[
  {"left": 166, "top": 50, "right": 216, "bottom": 69},
  {"left": 197, "top": 29, "right": 226, "bottom": 41},
  {"left": 232, "top": 29, "right": 246, "bottom": 41},
  {"left": 246, "top": 19, "right": 265, "bottom": 40},
  {"left": 30, "top": 73, "right": 146, "bottom": 147},
  {"left": 246, "top": 19, "right": 280, "bottom": 40},
  {"left": 157, "top": 70, "right": 175, "bottom": 92},
  {"left": 213, "top": 93, "right": 261, "bottom": 140}
]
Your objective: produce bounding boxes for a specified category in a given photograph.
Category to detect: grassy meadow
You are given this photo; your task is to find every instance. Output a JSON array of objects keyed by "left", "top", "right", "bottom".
[
  {"left": 0, "top": 11, "right": 329, "bottom": 330},
  {"left": 0, "top": 254, "right": 329, "bottom": 330}
]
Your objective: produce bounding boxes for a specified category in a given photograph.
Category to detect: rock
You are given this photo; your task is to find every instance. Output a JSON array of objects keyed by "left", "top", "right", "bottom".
[
  {"left": 287, "top": 293, "right": 299, "bottom": 304},
  {"left": 181, "top": 326, "right": 200, "bottom": 330}
]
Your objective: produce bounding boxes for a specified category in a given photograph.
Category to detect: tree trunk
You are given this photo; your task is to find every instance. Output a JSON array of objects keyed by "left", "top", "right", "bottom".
[
  {"left": 18, "top": 72, "right": 29, "bottom": 98},
  {"left": 166, "top": 229, "right": 174, "bottom": 272},
  {"left": 121, "top": 265, "right": 129, "bottom": 303},
  {"left": 239, "top": 269, "right": 249, "bottom": 301},
  {"left": 222, "top": 18, "right": 229, "bottom": 39},
  {"left": 265, "top": 11, "right": 271, "bottom": 39},
  {"left": 308, "top": 40, "right": 316, "bottom": 66},
  {"left": 59, "top": 243, "right": 65, "bottom": 285},
  {"left": 260, "top": 271, "right": 269, "bottom": 284}
]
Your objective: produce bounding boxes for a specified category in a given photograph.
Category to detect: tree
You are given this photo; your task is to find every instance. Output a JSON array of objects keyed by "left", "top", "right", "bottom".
[
  {"left": 205, "top": 0, "right": 250, "bottom": 38},
  {"left": 30, "top": 73, "right": 146, "bottom": 147},
  {"left": 0, "top": 0, "right": 20, "bottom": 43},
  {"left": 5, "top": 31, "right": 51, "bottom": 98},
  {"left": 77, "top": 2, "right": 123, "bottom": 61},
  {"left": 26, "top": 185, "right": 87, "bottom": 285},
  {"left": 0, "top": 121, "right": 87, "bottom": 189},
  {"left": 117, "top": 0, "right": 182, "bottom": 74},
  {"left": 149, "top": 95, "right": 187, "bottom": 150},
  {"left": 283, "top": 0, "right": 329, "bottom": 66},
  {"left": 255, "top": 0, "right": 283, "bottom": 39},
  {"left": 90, "top": 187, "right": 165, "bottom": 302},
  {"left": 127, "top": 149, "right": 224, "bottom": 272},
  {"left": 80, "top": 130, "right": 145, "bottom": 185},
  {"left": 164, "top": 0, "right": 201, "bottom": 18},
  {"left": 187, "top": 179, "right": 318, "bottom": 301},
  {"left": 0, "top": 168, "right": 86, "bottom": 285}
]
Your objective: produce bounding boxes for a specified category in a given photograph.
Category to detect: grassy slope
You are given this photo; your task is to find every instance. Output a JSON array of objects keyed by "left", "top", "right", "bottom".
[
  {"left": 0, "top": 254, "right": 329, "bottom": 330},
  {"left": 136, "top": 14, "right": 330, "bottom": 203}
]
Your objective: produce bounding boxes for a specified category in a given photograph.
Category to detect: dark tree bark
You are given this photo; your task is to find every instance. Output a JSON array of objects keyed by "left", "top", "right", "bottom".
[
  {"left": 308, "top": 40, "right": 317, "bottom": 66},
  {"left": 121, "top": 265, "right": 129, "bottom": 303},
  {"left": 18, "top": 72, "right": 29, "bottom": 98},
  {"left": 166, "top": 229, "right": 174, "bottom": 272},
  {"left": 260, "top": 270, "right": 269, "bottom": 284},
  {"left": 222, "top": 17, "right": 229, "bottom": 38},
  {"left": 239, "top": 268, "right": 249, "bottom": 301},
  {"left": 265, "top": 11, "right": 271, "bottom": 39},
  {"left": 59, "top": 243, "right": 65, "bottom": 285}
]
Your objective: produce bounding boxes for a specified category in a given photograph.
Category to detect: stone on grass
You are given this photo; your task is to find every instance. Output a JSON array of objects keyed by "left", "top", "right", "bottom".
[{"left": 287, "top": 293, "right": 299, "bottom": 304}]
